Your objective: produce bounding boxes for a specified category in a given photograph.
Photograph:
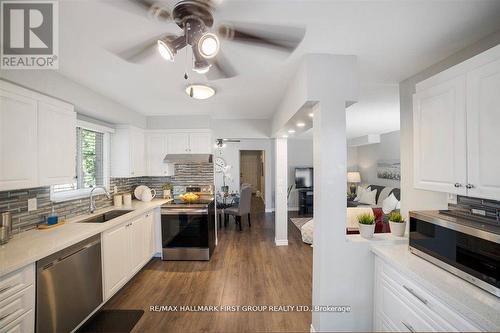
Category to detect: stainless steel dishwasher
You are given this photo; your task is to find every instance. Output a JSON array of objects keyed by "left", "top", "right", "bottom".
[{"left": 36, "top": 234, "right": 103, "bottom": 333}]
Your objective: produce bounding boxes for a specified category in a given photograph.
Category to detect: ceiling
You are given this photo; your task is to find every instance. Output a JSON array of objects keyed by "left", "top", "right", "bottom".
[{"left": 58, "top": 0, "right": 500, "bottom": 136}]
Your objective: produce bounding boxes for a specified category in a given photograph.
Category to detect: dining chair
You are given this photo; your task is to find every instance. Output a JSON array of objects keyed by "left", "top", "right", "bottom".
[{"left": 224, "top": 185, "right": 252, "bottom": 231}]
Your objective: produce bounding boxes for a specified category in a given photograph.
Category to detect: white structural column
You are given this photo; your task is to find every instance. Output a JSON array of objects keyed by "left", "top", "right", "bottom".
[{"left": 274, "top": 137, "right": 288, "bottom": 246}]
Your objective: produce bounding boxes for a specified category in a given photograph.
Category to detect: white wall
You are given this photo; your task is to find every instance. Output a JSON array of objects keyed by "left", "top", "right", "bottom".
[
  {"left": 399, "top": 30, "right": 500, "bottom": 218},
  {"left": 347, "top": 146, "right": 358, "bottom": 172},
  {"left": 287, "top": 138, "right": 313, "bottom": 209},
  {"left": 212, "top": 119, "right": 271, "bottom": 139},
  {"left": 0, "top": 71, "right": 146, "bottom": 127},
  {"left": 146, "top": 115, "right": 211, "bottom": 129},
  {"left": 214, "top": 139, "right": 275, "bottom": 210},
  {"left": 356, "top": 130, "right": 400, "bottom": 188}
]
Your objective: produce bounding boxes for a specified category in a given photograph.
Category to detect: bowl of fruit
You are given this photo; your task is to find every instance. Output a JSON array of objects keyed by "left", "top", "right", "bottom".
[{"left": 179, "top": 192, "right": 200, "bottom": 203}]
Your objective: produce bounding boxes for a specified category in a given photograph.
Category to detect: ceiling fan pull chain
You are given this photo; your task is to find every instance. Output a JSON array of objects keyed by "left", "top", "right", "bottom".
[{"left": 184, "top": 22, "right": 190, "bottom": 80}]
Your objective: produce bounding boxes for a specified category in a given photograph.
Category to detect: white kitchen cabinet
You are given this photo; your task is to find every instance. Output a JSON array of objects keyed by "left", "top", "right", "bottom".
[
  {"left": 37, "top": 101, "right": 76, "bottom": 186},
  {"left": 0, "top": 264, "right": 35, "bottom": 333},
  {"left": 167, "top": 133, "right": 190, "bottom": 154},
  {"left": 167, "top": 132, "right": 212, "bottom": 154},
  {"left": 413, "top": 76, "right": 467, "bottom": 195},
  {"left": 466, "top": 58, "right": 500, "bottom": 200},
  {"left": 146, "top": 133, "right": 174, "bottom": 176},
  {"left": 102, "top": 210, "right": 156, "bottom": 301},
  {"left": 189, "top": 132, "right": 212, "bottom": 153},
  {"left": 102, "top": 222, "right": 130, "bottom": 300},
  {"left": 413, "top": 45, "right": 500, "bottom": 200},
  {"left": 373, "top": 257, "right": 481, "bottom": 332},
  {"left": 0, "top": 89, "right": 38, "bottom": 191},
  {"left": 111, "top": 126, "right": 146, "bottom": 177}
]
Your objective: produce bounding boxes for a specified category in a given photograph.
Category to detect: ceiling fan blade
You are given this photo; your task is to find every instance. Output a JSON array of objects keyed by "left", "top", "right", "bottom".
[
  {"left": 206, "top": 51, "right": 238, "bottom": 80},
  {"left": 218, "top": 22, "right": 305, "bottom": 52},
  {"left": 112, "top": 34, "right": 167, "bottom": 63},
  {"left": 105, "top": 0, "right": 172, "bottom": 22}
]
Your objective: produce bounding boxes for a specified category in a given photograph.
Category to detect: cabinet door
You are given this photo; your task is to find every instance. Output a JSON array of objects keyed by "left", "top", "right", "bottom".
[
  {"left": 189, "top": 132, "right": 212, "bottom": 154},
  {"left": 167, "top": 133, "right": 190, "bottom": 154},
  {"left": 143, "top": 211, "right": 155, "bottom": 259},
  {"left": 466, "top": 58, "right": 500, "bottom": 200},
  {"left": 146, "top": 134, "right": 173, "bottom": 176},
  {"left": 130, "top": 128, "right": 145, "bottom": 177},
  {"left": 413, "top": 76, "right": 467, "bottom": 194},
  {"left": 102, "top": 223, "right": 130, "bottom": 300},
  {"left": 38, "top": 102, "right": 76, "bottom": 186},
  {"left": 0, "top": 89, "right": 38, "bottom": 191},
  {"left": 129, "top": 217, "right": 146, "bottom": 274}
]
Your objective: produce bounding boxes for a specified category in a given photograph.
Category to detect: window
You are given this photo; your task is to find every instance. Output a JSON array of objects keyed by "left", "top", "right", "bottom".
[{"left": 51, "top": 121, "right": 111, "bottom": 202}]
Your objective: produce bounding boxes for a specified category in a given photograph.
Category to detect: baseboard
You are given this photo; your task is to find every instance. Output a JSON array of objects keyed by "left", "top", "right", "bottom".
[
  {"left": 265, "top": 208, "right": 275, "bottom": 213},
  {"left": 275, "top": 238, "right": 288, "bottom": 246},
  {"left": 310, "top": 324, "right": 316, "bottom": 332}
]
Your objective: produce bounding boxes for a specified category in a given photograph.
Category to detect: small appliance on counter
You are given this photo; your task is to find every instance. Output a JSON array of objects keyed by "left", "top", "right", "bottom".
[
  {"left": 0, "top": 211, "right": 12, "bottom": 245},
  {"left": 409, "top": 210, "right": 500, "bottom": 297}
]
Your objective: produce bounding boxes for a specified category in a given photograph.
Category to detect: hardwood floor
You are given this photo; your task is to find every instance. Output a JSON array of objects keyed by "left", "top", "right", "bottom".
[{"left": 104, "top": 199, "right": 313, "bottom": 332}]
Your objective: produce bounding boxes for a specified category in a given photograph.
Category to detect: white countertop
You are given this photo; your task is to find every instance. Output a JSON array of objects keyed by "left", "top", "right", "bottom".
[
  {"left": 371, "top": 244, "right": 500, "bottom": 331},
  {"left": 0, "top": 199, "right": 169, "bottom": 277}
]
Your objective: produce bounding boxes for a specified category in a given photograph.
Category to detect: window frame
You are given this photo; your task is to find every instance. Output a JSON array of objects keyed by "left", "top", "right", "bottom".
[{"left": 50, "top": 120, "right": 114, "bottom": 203}]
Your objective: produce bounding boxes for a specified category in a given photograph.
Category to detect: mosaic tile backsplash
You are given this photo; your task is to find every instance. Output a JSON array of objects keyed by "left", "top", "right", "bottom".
[{"left": 0, "top": 162, "right": 213, "bottom": 233}]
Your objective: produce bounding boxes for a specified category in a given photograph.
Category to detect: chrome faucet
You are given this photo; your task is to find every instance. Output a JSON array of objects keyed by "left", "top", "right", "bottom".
[{"left": 89, "top": 186, "right": 112, "bottom": 214}]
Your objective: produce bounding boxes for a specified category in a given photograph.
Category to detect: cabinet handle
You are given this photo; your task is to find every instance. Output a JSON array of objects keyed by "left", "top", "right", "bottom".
[
  {"left": 403, "top": 285, "right": 428, "bottom": 305},
  {"left": 454, "top": 183, "right": 463, "bottom": 188},
  {"left": 466, "top": 184, "right": 474, "bottom": 189},
  {"left": 402, "top": 321, "right": 415, "bottom": 332}
]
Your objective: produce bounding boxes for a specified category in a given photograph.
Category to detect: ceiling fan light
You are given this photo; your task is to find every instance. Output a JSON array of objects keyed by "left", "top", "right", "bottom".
[
  {"left": 193, "top": 64, "right": 211, "bottom": 74},
  {"left": 198, "top": 33, "right": 219, "bottom": 59},
  {"left": 185, "top": 84, "right": 215, "bottom": 100},
  {"left": 157, "top": 39, "right": 175, "bottom": 61}
]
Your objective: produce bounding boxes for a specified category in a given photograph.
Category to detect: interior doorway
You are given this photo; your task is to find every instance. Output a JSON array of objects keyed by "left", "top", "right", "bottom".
[{"left": 239, "top": 150, "right": 265, "bottom": 203}]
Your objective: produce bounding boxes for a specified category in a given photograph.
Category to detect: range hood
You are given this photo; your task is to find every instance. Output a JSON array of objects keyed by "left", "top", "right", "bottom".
[{"left": 163, "top": 154, "right": 213, "bottom": 163}]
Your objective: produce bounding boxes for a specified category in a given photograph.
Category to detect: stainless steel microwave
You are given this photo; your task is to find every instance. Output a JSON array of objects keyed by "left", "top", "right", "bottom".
[{"left": 409, "top": 211, "right": 500, "bottom": 297}]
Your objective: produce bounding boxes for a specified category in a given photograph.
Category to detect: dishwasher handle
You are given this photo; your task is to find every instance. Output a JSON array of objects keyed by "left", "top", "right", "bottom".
[{"left": 41, "top": 239, "right": 101, "bottom": 271}]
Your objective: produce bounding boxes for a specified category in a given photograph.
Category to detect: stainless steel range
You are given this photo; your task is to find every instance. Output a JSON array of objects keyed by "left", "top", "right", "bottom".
[{"left": 161, "top": 185, "right": 215, "bottom": 261}]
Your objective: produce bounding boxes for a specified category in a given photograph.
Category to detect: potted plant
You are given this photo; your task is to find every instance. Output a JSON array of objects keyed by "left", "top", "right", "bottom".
[
  {"left": 162, "top": 183, "right": 173, "bottom": 199},
  {"left": 388, "top": 211, "right": 406, "bottom": 237},
  {"left": 357, "top": 213, "right": 376, "bottom": 239}
]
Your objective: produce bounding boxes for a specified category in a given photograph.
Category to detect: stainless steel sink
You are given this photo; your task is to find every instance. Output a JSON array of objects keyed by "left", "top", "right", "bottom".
[{"left": 78, "top": 210, "right": 133, "bottom": 223}]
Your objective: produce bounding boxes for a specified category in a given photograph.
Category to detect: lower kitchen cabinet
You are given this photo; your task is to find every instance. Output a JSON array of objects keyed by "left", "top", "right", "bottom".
[
  {"left": 0, "top": 264, "right": 35, "bottom": 333},
  {"left": 373, "top": 257, "right": 481, "bottom": 332},
  {"left": 102, "top": 210, "right": 155, "bottom": 300}
]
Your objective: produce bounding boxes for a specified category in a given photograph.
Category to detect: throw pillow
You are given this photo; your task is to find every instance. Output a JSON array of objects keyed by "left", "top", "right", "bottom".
[
  {"left": 354, "top": 185, "right": 368, "bottom": 202},
  {"left": 395, "top": 200, "right": 401, "bottom": 210},
  {"left": 358, "top": 189, "right": 377, "bottom": 205},
  {"left": 382, "top": 193, "right": 399, "bottom": 214}
]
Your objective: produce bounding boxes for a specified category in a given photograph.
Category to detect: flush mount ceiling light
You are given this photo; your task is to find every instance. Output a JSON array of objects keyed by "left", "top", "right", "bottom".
[
  {"left": 198, "top": 32, "right": 220, "bottom": 59},
  {"left": 296, "top": 122, "right": 305, "bottom": 127},
  {"left": 288, "top": 129, "right": 296, "bottom": 133},
  {"left": 185, "top": 84, "right": 215, "bottom": 100}
]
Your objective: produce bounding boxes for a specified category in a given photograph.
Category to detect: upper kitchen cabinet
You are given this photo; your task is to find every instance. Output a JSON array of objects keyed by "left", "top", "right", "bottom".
[
  {"left": 111, "top": 126, "right": 146, "bottom": 177},
  {"left": 37, "top": 101, "right": 77, "bottom": 186},
  {"left": 0, "top": 89, "right": 38, "bottom": 191},
  {"left": 167, "top": 131, "right": 212, "bottom": 154},
  {"left": 466, "top": 58, "right": 500, "bottom": 200},
  {"left": 145, "top": 133, "right": 174, "bottom": 177},
  {"left": 413, "top": 45, "right": 500, "bottom": 200},
  {"left": 413, "top": 76, "right": 467, "bottom": 195},
  {"left": 0, "top": 81, "right": 76, "bottom": 191}
]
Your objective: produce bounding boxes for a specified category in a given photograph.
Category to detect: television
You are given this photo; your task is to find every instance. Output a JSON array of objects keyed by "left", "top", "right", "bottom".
[{"left": 295, "top": 168, "right": 313, "bottom": 189}]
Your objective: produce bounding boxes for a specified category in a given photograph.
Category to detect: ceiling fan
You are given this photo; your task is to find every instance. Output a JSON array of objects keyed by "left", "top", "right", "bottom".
[{"left": 110, "top": 0, "right": 306, "bottom": 80}]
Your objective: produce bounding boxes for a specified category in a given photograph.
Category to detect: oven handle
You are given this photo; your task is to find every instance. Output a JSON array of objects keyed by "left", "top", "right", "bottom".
[{"left": 161, "top": 209, "right": 208, "bottom": 215}]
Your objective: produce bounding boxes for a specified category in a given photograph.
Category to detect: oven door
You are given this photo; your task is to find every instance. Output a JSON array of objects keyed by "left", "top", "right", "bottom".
[
  {"left": 161, "top": 209, "right": 210, "bottom": 260},
  {"left": 409, "top": 216, "right": 500, "bottom": 297}
]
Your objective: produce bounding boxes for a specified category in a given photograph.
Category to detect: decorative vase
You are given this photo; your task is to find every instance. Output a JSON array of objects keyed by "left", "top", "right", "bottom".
[
  {"left": 358, "top": 223, "right": 375, "bottom": 239},
  {"left": 389, "top": 221, "right": 406, "bottom": 237}
]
